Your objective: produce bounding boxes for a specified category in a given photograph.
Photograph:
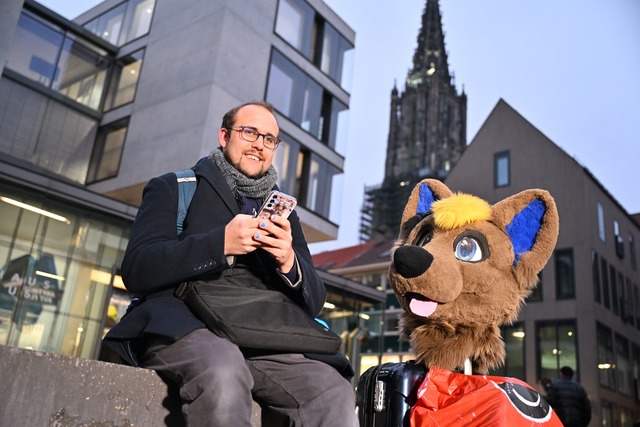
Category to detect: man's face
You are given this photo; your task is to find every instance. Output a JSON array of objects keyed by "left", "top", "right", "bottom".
[{"left": 219, "top": 105, "right": 278, "bottom": 179}]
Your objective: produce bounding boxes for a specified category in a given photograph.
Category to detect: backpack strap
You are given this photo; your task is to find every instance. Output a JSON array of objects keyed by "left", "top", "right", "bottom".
[{"left": 175, "top": 169, "right": 197, "bottom": 235}]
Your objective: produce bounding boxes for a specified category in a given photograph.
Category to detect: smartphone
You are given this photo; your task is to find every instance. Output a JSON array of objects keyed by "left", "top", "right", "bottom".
[{"left": 255, "top": 191, "right": 297, "bottom": 220}]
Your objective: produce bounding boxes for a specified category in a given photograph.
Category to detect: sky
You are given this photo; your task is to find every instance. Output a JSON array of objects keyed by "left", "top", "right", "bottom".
[{"left": 41, "top": 0, "right": 640, "bottom": 255}]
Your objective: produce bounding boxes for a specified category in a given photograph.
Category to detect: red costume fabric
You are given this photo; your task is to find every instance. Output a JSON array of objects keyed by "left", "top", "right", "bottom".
[{"left": 411, "top": 367, "right": 563, "bottom": 427}]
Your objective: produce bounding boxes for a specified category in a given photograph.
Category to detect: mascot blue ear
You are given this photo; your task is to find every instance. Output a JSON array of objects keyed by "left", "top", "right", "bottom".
[
  {"left": 417, "top": 182, "right": 437, "bottom": 214},
  {"left": 506, "top": 199, "right": 546, "bottom": 265}
]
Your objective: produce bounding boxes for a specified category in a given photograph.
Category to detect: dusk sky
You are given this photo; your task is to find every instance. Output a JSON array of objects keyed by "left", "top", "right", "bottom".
[{"left": 41, "top": 0, "right": 640, "bottom": 255}]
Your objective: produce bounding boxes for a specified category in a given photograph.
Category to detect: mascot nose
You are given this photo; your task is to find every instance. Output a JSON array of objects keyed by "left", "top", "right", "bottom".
[{"left": 393, "top": 245, "right": 434, "bottom": 278}]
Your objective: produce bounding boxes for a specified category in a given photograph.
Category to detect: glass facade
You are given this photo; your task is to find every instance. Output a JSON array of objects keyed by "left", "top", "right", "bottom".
[
  {"left": 615, "top": 334, "right": 633, "bottom": 396},
  {"left": 104, "top": 49, "right": 145, "bottom": 110},
  {"left": 87, "top": 118, "right": 129, "bottom": 183},
  {"left": 0, "top": 181, "right": 130, "bottom": 358},
  {"left": 490, "top": 323, "right": 525, "bottom": 380},
  {"left": 597, "top": 322, "right": 616, "bottom": 388},
  {"left": 536, "top": 320, "right": 578, "bottom": 381},
  {"left": 267, "top": 50, "right": 349, "bottom": 156},
  {"left": 6, "top": 10, "right": 111, "bottom": 111},
  {"left": 275, "top": 0, "right": 315, "bottom": 57},
  {"left": 275, "top": 0, "right": 354, "bottom": 91},
  {"left": 2, "top": 7, "right": 145, "bottom": 186},
  {"left": 84, "top": 0, "right": 156, "bottom": 47},
  {"left": 0, "top": 78, "right": 98, "bottom": 184},
  {"left": 272, "top": 133, "right": 301, "bottom": 198},
  {"left": 273, "top": 134, "right": 342, "bottom": 224},
  {"left": 306, "top": 153, "right": 340, "bottom": 221},
  {"left": 52, "top": 35, "right": 109, "bottom": 110},
  {"left": 267, "top": 50, "right": 322, "bottom": 137}
]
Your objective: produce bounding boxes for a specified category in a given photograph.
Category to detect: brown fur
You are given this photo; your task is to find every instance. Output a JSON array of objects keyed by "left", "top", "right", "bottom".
[{"left": 390, "top": 180, "right": 559, "bottom": 374}]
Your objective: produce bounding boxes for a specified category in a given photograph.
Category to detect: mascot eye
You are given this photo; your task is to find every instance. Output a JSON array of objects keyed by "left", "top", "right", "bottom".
[
  {"left": 412, "top": 224, "right": 434, "bottom": 247},
  {"left": 455, "top": 236, "right": 483, "bottom": 262}
]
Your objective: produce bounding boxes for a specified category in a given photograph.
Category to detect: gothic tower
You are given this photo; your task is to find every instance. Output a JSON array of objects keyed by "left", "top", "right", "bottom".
[{"left": 360, "top": 0, "right": 467, "bottom": 241}]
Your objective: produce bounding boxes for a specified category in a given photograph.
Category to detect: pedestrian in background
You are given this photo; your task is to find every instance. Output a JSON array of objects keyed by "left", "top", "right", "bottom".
[{"left": 545, "top": 366, "right": 591, "bottom": 427}]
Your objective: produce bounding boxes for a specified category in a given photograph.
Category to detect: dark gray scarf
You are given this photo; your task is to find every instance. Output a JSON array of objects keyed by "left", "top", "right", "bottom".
[{"left": 209, "top": 147, "right": 277, "bottom": 200}]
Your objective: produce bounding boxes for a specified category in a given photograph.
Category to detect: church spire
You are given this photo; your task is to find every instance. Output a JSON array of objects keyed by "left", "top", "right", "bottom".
[
  {"left": 409, "top": 0, "right": 451, "bottom": 84},
  {"left": 360, "top": 0, "right": 467, "bottom": 242}
]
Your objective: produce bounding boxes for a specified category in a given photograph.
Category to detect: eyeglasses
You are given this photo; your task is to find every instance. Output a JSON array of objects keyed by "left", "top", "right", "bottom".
[{"left": 227, "top": 126, "right": 281, "bottom": 150}]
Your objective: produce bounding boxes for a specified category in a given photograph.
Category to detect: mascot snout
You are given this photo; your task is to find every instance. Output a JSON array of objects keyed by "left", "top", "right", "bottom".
[{"left": 393, "top": 246, "right": 433, "bottom": 278}]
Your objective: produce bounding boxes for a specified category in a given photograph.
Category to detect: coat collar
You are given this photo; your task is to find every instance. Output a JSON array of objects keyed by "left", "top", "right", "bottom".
[{"left": 193, "top": 156, "right": 239, "bottom": 215}]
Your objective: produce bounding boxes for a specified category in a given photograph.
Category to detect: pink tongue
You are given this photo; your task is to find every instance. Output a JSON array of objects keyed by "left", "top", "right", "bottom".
[{"left": 409, "top": 298, "right": 438, "bottom": 317}]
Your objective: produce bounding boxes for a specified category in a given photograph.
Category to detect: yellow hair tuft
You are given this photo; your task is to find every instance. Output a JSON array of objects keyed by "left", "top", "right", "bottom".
[{"left": 432, "top": 193, "right": 492, "bottom": 230}]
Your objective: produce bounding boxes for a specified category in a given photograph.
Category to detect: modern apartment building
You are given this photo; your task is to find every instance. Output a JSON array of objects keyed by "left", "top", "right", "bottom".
[
  {"left": 0, "top": 0, "right": 384, "bottom": 370},
  {"left": 446, "top": 99, "right": 640, "bottom": 426},
  {"left": 314, "top": 99, "right": 640, "bottom": 425}
]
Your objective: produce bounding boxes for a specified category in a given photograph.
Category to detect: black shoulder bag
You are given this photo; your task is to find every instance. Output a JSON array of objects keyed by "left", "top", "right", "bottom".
[{"left": 174, "top": 279, "right": 341, "bottom": 354}]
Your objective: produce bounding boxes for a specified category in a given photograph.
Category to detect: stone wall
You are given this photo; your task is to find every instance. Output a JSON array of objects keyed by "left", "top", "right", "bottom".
[{"left": 0, "top": 345, "right": 261, "bottom": 426}]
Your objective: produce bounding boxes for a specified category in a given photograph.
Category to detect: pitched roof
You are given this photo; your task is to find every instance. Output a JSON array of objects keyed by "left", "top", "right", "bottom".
[{"left": 312, "top": 240, "right": 395, "bottom": 271}]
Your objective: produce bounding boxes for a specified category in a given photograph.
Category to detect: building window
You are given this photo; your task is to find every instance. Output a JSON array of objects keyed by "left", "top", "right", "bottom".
[
  {"left": 620, "top": 407, "right": 635, "bottom": 426},
  {"left": 0, "top": 183, "right": 130, "bottom": 358},
  {"left": 621, "top": 274, "right": 634, "bottom": 325},
  {"left": 104, "top": 49, "right": 145, "bottom": 110},
  {"left": 527, "top": 271, "right": 543, "bottom": 302},
  {"left": 555, "top": 248, "right": 575, "bottom": 299},
  {"left": 119, "top": 0, "right": 155, "bottom": 45},
  {"left": 634, "top": 284, "right": 640, "bottom": 330},
  {"left": 319, "top": 22, "right": 354, "bottom": 90},
  {"left": 592, "top": 251, "right": 601, "bottom": 303},
  {"left": 610, "top": 266, "right": 619, "bottom": 315},
  {"left": 596, "top": 322, "right": 615, "bottom": 389},
  {"left": 597, "top": 202, "right": 605, "bottom": 242},
  {"left": 52, "top": 35, "right": 110, "bottom": 110},
  {"left": 601, "top": 257, "right": 611, "bottom": 310},
  {"left": 275, "top": 0, "right": 354, "bottom": 90},
  {"left": 84, "top": 0, "right": 156, "bottom": 46},
  {"left": 272, "top": 132, "right": 301, "bottom": 198},
  {"left": 601, "top": 401, "right": 614, "bottom": 426},
  {"left": 327, "top": 97, "right": 349, "bottom": 154},
  {"left": 0, "top": 79, "right": 99, "bottom": 183},
  {"left": 266, "top": 49, "right": 349, "bottom": 155},
  {"left": 267, "top": 50, "right": 322, "bottom": 136},
  {"left": 87, "top": 119, "right": 129, "bottom": 183},
  {"left": 304, "top": 153, "right": 340, "bottom": 221},
  {"left": 490, "top": 323, "right": 525, "bottom": 380},
  {"left": 83, "top": 3, "right": 127, "bottom": 45},
  {"left": 536, "top": 320, "right": 577, "bottom": 381},
  {"left": 615, "top": 334, "right": 633, "bottom": 396},
  {"left": 614, "top": 220, "right": 625, "bottom": 259},
  {"left": 273, "top": 133, "right": 341, "bottom": 223},
  {"left": 494, "top": 151, "right": 509, "bottom": 187},
  {"left": 6, "top": 11, "right": 110, "bottom": 110},
  {"left": 275, "top": 0, "right": 315, "bottom": 57},
  {"left": 6, "top": 11, "right": 64, "bottom": 87},
  {"left": 630, "top": 233, "right": 637, "bottom": 271},
  {"left": 631, "top": 344, "right": 640, "bottom": 399}
]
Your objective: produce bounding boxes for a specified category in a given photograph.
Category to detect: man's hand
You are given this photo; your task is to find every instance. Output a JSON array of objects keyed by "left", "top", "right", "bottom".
[
  {"left": 224, "top": 214, "right": 263, "bottom": 256},
  {"left": 255, "top": 214, "right": 295, "bottom": 273}
]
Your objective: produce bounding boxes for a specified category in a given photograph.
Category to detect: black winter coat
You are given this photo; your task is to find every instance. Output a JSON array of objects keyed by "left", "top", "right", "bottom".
[
  {"left": 546, "top": 378, "right": 591, "bottom": 427},
  {"left": 104, "top": 157, "right": 326, "bottom": 365}
]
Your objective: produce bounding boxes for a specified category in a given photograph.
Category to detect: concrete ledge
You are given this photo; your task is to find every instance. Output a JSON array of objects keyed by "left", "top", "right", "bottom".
[{"left": 0, "top": 345, "right": 261, "bottom": 426}]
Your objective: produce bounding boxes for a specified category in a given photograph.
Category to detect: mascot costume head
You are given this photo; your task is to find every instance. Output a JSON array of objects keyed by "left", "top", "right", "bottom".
[{"left": 390, "top": 179, "right": 559, "bottom": 374}]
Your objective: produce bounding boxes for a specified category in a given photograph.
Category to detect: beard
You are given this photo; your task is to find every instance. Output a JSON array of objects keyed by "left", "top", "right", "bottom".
[{"left": 222, "top": 147, "right": 266, "bottom": 179}]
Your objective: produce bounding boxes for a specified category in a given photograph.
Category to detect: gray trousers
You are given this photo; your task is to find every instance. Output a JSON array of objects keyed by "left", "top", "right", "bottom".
[{"left": 140, "top": 328, "right": 358, "bottom": 427}]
